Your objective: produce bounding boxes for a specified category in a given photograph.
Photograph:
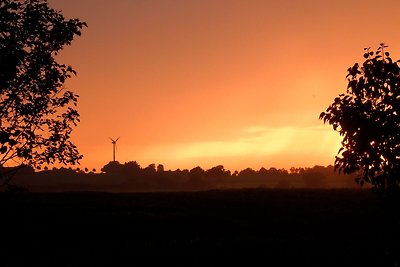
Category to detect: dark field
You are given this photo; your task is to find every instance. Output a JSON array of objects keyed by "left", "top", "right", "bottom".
[{"left": 1, "top": 189, "right": 399, "bottom": 266}]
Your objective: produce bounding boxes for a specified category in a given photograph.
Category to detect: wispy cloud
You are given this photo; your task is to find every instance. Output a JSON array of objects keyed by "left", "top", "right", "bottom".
[{"left": 140, "top": 125, "right": 341, "bottom": 169}]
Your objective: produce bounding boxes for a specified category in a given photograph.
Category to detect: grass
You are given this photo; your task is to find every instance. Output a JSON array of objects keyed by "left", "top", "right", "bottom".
[{"left": 0, "top": 189, "right": 399, "bottom": 266}]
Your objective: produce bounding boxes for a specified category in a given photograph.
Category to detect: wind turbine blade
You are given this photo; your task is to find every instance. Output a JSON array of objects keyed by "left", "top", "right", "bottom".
[
  {"left": 116, "top": 136, "right": 120, "bottom": 142},
  {"left": 109, "top": 137, "right": 115, "bottom": 142}
]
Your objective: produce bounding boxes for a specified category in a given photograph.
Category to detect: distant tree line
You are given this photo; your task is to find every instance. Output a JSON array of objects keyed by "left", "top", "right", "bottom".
[{"left": 6, "top": 161, "right": 360, "bottom": 192}]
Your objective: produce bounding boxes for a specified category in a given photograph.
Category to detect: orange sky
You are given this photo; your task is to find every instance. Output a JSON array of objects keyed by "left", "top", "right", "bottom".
[{"left": 48, "top": 0, "right": 400, "bottom": 171}]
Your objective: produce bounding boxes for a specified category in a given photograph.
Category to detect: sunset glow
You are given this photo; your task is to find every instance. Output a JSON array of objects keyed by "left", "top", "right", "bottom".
[
  {"left": 138, "top": 125, "right": 341, "bottom": 170},
  {"left": 46, "top": 0, "right": 400, "bottom": 171}
]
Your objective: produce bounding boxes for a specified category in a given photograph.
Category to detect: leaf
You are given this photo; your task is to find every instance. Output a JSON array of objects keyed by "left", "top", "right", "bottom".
[
  {"left": 0, "top": 146, "right": 8, "bottom": 154},
  {"left": 8, "top": 139, "right": 18, "bottom": 146},
  {"left": 12, "top": 130, "right": 21, "bottom": 137},
  {"left": 0, "top": 131, "right": 10, "bottom": 143}
]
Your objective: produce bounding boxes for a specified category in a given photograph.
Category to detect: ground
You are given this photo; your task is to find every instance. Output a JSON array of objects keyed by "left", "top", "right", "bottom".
[{"left": 1, "top": 189, "right": 399, "bottom": 266}]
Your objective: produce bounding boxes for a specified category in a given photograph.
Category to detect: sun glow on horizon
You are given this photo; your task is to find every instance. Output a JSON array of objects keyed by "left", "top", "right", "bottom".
[{"left": 132, "top": 125, "right": 342, "bottom": 171}]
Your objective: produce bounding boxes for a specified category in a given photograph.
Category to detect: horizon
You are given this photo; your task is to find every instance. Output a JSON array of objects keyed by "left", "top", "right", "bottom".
[
  {"left": 22, "top": 160, "right": 338, "bottom": 173},
  {"left": 41, "top": 0, "right": 400, "bottom": 172}
]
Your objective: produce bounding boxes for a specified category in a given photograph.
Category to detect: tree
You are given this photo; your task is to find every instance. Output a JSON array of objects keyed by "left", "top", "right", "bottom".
[
  {"left": 0, "top": 0, "right": 86, "bottom": 186},
  {"left": 320, "top": 44, "right": 400, "bottom": 194}
]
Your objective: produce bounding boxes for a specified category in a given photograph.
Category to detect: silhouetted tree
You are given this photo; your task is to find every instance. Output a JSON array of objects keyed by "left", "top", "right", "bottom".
[
  {"left": 122, "top": 161, "right": 141, "bottom": 177},
  {"left": 189, "top": 166, "right": 206, "bottom": 187},
  {"left": 101, "top": 161, "right": 123, "bottom": 174},
  {"left": 258, "top": 167, "right": 268, "bottom": 176},
  {"left": 144, "top": 164, "right": 156, "bottom": 175},
  {"left": 290, "top": 167, "right": 300, "bottom": 174},
  {"left": 238, "top": 168, "right": 257, "bottom": 179},
  {"left": 157, "top": 164, "right": 164, "bottom": 173},
  {"left": 320, "top": 44, "right": 400, "bottom": 194},
  {"left": 0, "top": 0, "right": 86, "bottom": 186},
  {"left": 206, "top": 165, "right": 230, "bottom": 182}
]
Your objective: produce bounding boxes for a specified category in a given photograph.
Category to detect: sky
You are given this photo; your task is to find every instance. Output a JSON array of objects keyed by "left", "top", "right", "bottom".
[{"left": 47, "top": 0, "right": 400, "bottom": 171}]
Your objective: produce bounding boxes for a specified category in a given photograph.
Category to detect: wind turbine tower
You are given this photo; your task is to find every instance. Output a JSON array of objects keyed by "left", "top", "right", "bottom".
[{"left": 109, "top": 137, "right": 120, "bottom": 162}]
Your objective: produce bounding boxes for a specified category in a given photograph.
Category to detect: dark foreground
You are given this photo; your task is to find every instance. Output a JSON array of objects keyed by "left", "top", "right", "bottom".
[{"left": 1, "top": 189, "right": 399, "bottom": 266}]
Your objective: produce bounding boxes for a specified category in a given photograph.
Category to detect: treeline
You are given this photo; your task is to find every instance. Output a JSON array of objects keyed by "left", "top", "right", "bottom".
[{"left": 8, "top": 161, "right": 361, "bottom": 192}]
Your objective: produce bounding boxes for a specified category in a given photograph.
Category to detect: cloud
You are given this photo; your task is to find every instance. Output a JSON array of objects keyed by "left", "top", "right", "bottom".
[{"left": 141, "top": 125, "right": 341, "bottom": 168}]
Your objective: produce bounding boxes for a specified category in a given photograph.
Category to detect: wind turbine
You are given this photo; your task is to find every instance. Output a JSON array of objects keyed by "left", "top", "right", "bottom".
[{"left": 109, "top": 137, "right": 120, "bottom": 162}]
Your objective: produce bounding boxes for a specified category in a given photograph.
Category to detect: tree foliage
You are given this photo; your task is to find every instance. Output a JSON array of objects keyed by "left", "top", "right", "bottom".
[
  {"left": 0, "top": 0, "right": 86, "bottom": 182},
  {"left": 320, "top": 44, "right": 400, "bottom": 193}
]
